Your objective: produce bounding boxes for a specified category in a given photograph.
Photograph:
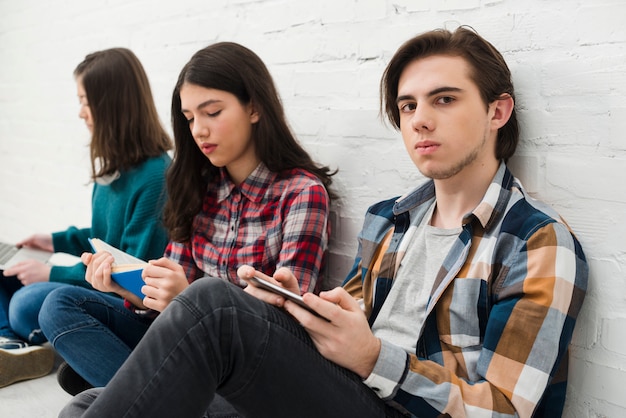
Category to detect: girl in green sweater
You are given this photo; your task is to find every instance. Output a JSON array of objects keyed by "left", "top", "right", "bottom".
[{"left": 0, "top": 48, "right": 172, "bottom": 388}]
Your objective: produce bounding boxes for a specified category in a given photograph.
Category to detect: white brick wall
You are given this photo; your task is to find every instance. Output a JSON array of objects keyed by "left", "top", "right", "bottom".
[{"left": 1, "top": 0, "right": 624, "bottom": 415}]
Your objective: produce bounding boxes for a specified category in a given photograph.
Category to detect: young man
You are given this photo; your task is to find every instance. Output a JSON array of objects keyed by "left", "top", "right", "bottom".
[{"left": 60, "top": 27, "right": 588, "bottom": 418}]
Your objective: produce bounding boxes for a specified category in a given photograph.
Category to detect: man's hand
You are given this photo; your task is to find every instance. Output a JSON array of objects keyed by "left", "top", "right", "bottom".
[
  {"left": 286, "top": 288, "right": 381, "bottom": 379},
  {"left": 2, "top": 259, "right": 52, "bottom": 285},
  {"left": 238, "top": 264, "right": 381, "bottom": 379},
  {"left": 141, "top": 257, "right": 189, "bottom": 312}
]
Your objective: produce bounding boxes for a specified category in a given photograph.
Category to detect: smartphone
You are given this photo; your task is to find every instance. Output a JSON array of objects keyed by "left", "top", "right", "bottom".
[{"left": 248, "top": 276, "right": 329, "bottom": 322}]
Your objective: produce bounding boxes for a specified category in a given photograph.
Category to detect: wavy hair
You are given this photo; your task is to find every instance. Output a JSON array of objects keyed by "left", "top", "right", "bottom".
[{"left": 164, "top": 42, "right": 336, "bottom": 242}]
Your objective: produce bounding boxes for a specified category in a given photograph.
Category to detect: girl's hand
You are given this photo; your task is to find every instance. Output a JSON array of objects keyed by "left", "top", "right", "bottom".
[
  {"left": 82, "top": 252, "right": 145, "bottom": 307},
  {"left": 238, "top": 265, "right": 301, "bottom": 306},
  {"left": 3, "top": 259, "right": 52, "bottom": 285},
  {"left": 16, "top": 233, "right": 54, "bottom": 252},
  {"left": 141, "top": 257, "right": 189, "bottom": 312}
]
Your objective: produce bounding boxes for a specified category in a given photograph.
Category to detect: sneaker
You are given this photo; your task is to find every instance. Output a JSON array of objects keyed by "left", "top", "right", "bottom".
[
  {"left": 57, "top": 361, "right": 94, "bottom": 396},
  {"left": 0, "top": 344, "right": 55, "bottom": 388},
  {"left": 0, "top": 336, "right": 29, "bottom": 350}
]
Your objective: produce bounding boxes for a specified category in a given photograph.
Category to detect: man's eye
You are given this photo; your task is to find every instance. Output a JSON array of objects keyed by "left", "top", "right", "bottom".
[{"left": 437, "top": 96, "right": 455, "bottom": 104}]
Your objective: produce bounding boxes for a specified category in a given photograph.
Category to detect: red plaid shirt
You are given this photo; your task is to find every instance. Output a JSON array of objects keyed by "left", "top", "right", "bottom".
[{"left": 165, "top": 163, "right": 330, "bottom": 293}]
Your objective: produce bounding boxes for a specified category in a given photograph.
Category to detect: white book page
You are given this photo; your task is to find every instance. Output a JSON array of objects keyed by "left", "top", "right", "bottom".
[{"left": 89, "top": 238, "right": 147, "bottom": 266}]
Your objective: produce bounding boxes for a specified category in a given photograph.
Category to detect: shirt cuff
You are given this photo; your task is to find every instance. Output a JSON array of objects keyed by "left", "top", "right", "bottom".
[{"left": 362, "top": 339, "right": 409, "bottom": 399}]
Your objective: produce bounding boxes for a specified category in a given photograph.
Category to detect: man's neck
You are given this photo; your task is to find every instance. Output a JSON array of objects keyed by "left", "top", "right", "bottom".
[{"left": 430, "top": 160, "right": 500, "bottom": 229}]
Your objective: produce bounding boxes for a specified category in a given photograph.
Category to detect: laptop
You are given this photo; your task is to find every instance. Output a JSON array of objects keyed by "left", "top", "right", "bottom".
[{"left": 0, "top": 241, "right": 54, "bottom": 270}]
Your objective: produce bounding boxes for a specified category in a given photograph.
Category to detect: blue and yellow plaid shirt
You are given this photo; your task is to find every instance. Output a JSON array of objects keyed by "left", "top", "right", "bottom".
[{"left": 343, "top": 162, "right": 588, "bottom": 418}]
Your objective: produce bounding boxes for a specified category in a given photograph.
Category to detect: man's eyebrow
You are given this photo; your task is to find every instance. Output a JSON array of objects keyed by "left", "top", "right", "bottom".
[
  {"left": 428, "top": 86, "right": 463, "bottom": 96},
  {"left": 181, "top": 99, "right": 221, "bottom": 113},
  {"left": 396, "top": 86, "right": 464, "bottom": 104},
  {"left": 396, "top": 94, "right": 415, "bottom": 104}
]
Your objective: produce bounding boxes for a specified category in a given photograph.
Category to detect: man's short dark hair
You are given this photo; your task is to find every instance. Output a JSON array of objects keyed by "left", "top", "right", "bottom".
[{"left": 380, "top": 26, "right": 519, "bottom": 161}]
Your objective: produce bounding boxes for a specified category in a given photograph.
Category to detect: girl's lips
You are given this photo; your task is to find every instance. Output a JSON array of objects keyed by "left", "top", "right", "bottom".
[{"left": 200, "top": 143, "right": 217, "bottom": 154}]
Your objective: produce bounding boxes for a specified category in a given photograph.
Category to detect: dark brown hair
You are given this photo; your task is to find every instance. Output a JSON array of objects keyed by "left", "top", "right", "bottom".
[
  {"left": 380, "top": 26, "right": 519, "bottom": 161},
  {"left": 164, "top": 42, "right": 336, "bottom": 243},
  {"left": 75, "top": 48, "right": 172, "bottom": 179}
]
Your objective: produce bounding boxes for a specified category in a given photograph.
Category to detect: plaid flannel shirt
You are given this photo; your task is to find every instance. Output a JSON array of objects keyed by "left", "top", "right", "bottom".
[
  {"left": 166, "top": 163, "right": 330, "bottom": 293},
  {"left": 343, "top": 162, "right": 588, "bottom": 417}
]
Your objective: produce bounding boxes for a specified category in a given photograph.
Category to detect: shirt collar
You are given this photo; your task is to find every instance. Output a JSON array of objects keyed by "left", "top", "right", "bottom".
[
  {"left": 215, "top": 162, "right": 277, "bottom": 203},
  {"left": 393, "top": 162, "right": 513, "bottom": 232}
]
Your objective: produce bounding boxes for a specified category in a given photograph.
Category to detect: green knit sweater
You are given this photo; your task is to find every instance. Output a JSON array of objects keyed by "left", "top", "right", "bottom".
[{"left": 50, "top": 153, "right": 171, "bottom": 286}]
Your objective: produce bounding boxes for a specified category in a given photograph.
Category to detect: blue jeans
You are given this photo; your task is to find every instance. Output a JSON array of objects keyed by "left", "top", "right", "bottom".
[
  {"left": 9, "top": 281, "right": 67, "bottom": 343},
  {"left": 59, "top": 278, "right": 407, "bottom": 418},
  {"left": 39, "top": 286, "right": 154, "bottom": 386},
  {"left": 0, "top": 271, "right": 23, "bottom": 339}
]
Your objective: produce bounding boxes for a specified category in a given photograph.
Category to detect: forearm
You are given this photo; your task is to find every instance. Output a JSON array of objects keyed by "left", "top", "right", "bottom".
[
  {"left": 49, "top": 264, "right": 92, "bottom": 288},
  {"left": 278, "top": 184, "right": 330, "bottom": 293},
  {"left": 52, "top": 227, "right": 92, "bottom": 255}
]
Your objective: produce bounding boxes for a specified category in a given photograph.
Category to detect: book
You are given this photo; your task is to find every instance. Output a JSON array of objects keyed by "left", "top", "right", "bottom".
[{"left": 88, "top": 238, "right": 147, "bottom": 300}]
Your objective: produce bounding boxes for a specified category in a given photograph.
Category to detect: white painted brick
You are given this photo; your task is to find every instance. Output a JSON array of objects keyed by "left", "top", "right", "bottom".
[
  {"left": 572, "top": 361, "right": 626, "bottom": 409},
  {"left": 437, "top": 0, "right": 481, "bottom": 11},
  {"left": 601, "top": 318, "right": 626, "bottom": 357},
  {"left": 353, "top": 0, "right": 387, "bottom": 20},
  {"left": 574, "top": 2, "right": 626, "bottom": 45},
  {"left": 388, "top": 0, "right": 431, "bottom": 13}
]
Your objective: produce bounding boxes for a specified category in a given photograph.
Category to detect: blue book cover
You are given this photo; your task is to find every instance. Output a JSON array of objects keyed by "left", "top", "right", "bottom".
[{"left": 88, "top": 238, "right": 147, "bottom": 300}]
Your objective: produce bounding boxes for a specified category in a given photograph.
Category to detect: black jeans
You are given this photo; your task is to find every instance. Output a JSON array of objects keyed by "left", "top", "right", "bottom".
[{"left": 59, "top": 278, "right": 406, "bottom": 418}]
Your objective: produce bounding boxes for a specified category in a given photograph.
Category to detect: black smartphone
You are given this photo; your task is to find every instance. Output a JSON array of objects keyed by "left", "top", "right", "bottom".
[{"left": 248, "top": 276, "right": 329, "bottom": 322}]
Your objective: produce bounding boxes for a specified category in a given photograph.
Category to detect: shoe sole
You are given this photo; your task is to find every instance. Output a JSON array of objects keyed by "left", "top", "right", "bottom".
[
  {"left": 57, "top": 361, "right": 94, "bottom": 396},
  {"left": 0, "top": 346, "right": 55, "bottom": 388}
]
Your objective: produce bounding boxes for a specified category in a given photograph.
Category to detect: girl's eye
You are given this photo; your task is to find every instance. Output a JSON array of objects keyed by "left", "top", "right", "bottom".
[
  {"left": 186, "top": 118, "right": 194, "bottom": 125},
  {"left": 208, "top": 110, "right": 222, "bottom": 117},
  {"left": 399, "top": 103, "right": 416, "bottom": 113}
]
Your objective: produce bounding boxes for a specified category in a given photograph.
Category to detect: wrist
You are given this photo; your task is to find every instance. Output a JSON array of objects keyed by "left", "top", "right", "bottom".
[{"left": 357, "top": 337, "right": 381, "bottom": 379}]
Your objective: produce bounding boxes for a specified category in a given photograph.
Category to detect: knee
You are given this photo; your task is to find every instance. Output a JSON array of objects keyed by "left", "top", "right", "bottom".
[
  {"left": 179, "top": 277, "right": 240, "bottom": 311},
  {"left": 9, "top": 283, "right": 55, "bottom": 318},
  {"left": 8, "top": 285, "right": 30, "bottom": 318},
  {"left": 38, "top": 286, "right": 80, "bottom": 333},
  {"left": 58, "top": 387, "right": 104, "bottom": 417}
]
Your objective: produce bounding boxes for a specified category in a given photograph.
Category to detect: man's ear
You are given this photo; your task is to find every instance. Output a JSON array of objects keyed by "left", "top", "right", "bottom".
[{"left": 490, "top": 94, "right": 514, "bottom": 130}]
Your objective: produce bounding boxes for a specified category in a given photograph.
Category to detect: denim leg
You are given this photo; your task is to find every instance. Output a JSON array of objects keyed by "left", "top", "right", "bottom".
[
  {"left": 60, "top": 278, "right": 405, "bottom": 418},
  {"left": 0, "top": 272, "right": 22, "bottom": 339},
  {"left": 9, "top": 281, "right": 67, "bottom": 344},
  {"left": 39, "top": 286, "right": 153, "bottom": 386}
]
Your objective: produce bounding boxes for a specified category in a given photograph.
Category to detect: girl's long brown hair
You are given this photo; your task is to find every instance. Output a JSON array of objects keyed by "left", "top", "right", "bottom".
[
  {"left": 164, "top": 42, "right": 336, "bottom": 243},
  {"left": 75, "top": 48, "right": 172, "bottom": 180}
]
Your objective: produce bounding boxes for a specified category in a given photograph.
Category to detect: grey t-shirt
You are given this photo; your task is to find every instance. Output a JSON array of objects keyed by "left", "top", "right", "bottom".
[{"left": 371, "top": 202, "right": 461, "bottom": 353}]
